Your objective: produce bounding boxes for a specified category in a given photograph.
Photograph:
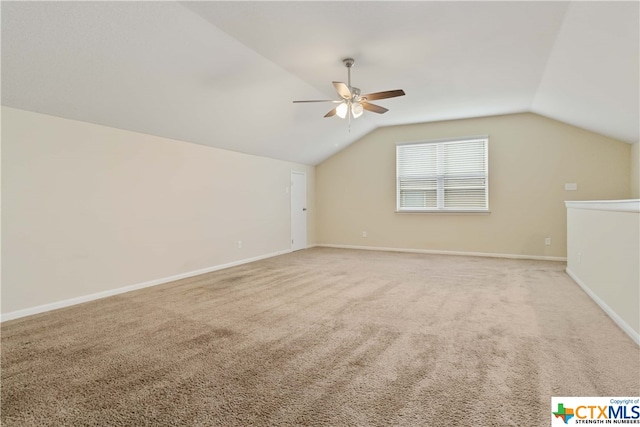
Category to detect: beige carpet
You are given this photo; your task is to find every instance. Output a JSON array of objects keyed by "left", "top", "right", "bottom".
[{"left": 2, "top": 248, "right": 639, "bottom": 426}]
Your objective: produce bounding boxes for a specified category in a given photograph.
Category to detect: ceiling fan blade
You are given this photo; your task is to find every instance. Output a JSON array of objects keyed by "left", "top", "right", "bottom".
[
  {"left": 362, "top": 102, "right": 388, "bottom": 114},
  {"left": 333, "top": 82, "right": 352, "bottom": 100},
  {"left": 293, "top": 100, "right": 340, "bottom": 103},
  {"left": 324, "top": 107, "right": 338, "bottom": 118},
  {"left": 361, "top": 89, "right": 405, "bottom": 101}
]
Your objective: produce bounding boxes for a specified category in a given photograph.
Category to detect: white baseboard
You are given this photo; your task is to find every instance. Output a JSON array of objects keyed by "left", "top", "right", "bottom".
[
  {"left": 316, "top": 243, "right": 567, "bottom": 262},
  {"left": 1, "top": 249, "right": 292, "bottom": 323},
  {"left": 566, "top": 268, "right": 640, "bottom": 346}
]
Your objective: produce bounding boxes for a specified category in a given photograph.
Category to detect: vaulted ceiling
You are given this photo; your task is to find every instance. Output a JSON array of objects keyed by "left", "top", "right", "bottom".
[{"left": 2, "top": 1, "right": 638, "bottom": 165}]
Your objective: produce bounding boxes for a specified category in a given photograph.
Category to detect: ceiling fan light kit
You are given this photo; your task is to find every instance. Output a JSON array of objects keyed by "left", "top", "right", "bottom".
[{"left": 293, "top": 58, "right": 405, "bottom": 121}]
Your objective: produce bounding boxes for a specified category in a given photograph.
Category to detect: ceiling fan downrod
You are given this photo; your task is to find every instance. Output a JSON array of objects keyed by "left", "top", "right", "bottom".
[{"left": 343, "top": 58, "right": 354, "bottom": 88}]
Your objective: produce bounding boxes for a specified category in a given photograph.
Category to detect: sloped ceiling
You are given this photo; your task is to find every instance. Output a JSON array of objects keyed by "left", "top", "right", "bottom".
[{"left": 2, "top": 1, "right": 638, "bottom": 166}]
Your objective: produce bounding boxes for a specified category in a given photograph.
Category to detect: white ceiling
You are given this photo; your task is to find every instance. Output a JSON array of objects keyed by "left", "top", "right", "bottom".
[{"left": 2, "top": 1, "right": 638, "bottom": 165}]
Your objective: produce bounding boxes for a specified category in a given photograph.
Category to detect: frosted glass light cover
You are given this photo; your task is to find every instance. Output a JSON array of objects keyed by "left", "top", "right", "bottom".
[
  {"left": 351, "top": 102, "right": 363, "bottom": 118},
  {"left": 336, "top": 102, "right": 348, "bottom": 119}
]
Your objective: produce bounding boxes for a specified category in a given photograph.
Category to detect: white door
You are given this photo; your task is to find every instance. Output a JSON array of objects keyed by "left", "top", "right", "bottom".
[{"left": 291, "top": 171, "right": 307, "bottom": 251}]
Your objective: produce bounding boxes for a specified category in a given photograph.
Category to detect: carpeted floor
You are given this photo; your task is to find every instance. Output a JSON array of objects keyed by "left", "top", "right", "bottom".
[{"left": 1, "top": 248, "right": 639, "bottom": 426}]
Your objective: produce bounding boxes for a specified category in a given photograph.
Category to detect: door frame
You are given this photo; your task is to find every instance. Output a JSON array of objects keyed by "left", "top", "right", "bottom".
[{"left": 290, "top": 171, "right": 307, "bottom": 251}]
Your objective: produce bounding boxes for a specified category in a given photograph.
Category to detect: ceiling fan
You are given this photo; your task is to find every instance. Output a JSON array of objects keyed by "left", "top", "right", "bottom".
[{"left": 293, "top": 58, "right": 405, "bottom": 120}]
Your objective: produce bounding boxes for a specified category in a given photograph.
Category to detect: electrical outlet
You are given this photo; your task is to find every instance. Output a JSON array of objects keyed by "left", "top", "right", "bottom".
[
  {"left": 545, "top": 237, "right": 551, "bottom": 246},
  {"left": 362, "top": 231, "right": 367, "bottom": 238},
  {"left": 238, "top": 240, "right": 242, "bottom": 249}
]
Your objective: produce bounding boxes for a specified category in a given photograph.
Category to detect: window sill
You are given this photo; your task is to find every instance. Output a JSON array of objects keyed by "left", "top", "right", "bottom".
[{"left": 395, "top": 210, "right": 491, "bottom": 215}]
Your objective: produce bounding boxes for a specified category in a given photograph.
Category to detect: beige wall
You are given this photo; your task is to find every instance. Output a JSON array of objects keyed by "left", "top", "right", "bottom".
[
  {"left": 566, "top": 201, "right": 639, "bottom": 343},
  {"left": 632, "top": 142, "right": 640, "bottom": 198},
  {"left": 1, "top": 107, "right": 315, "bottom": 315},
  {"left": 316, "top": 113, "right": 630, "bottom": 258}
]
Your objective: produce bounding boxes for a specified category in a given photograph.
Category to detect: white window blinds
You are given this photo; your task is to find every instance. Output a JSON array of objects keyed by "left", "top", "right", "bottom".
[{"left": 396, "top": 137, "right": 488, "bottom": 212}]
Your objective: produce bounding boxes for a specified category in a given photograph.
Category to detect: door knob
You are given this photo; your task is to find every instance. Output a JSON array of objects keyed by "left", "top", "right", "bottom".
[{"left": 302, "top": 208, "right": 307, "bottom": 211}]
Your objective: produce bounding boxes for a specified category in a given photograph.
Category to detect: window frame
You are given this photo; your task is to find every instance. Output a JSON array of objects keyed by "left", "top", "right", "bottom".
[{"left": 396, "top": 136, "right": 489, "bottom": 213}]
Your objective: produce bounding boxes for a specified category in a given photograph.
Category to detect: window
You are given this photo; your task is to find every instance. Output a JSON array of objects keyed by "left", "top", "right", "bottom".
[{"left": 396, "top": 136, "right": 489, "bottom": 212}]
